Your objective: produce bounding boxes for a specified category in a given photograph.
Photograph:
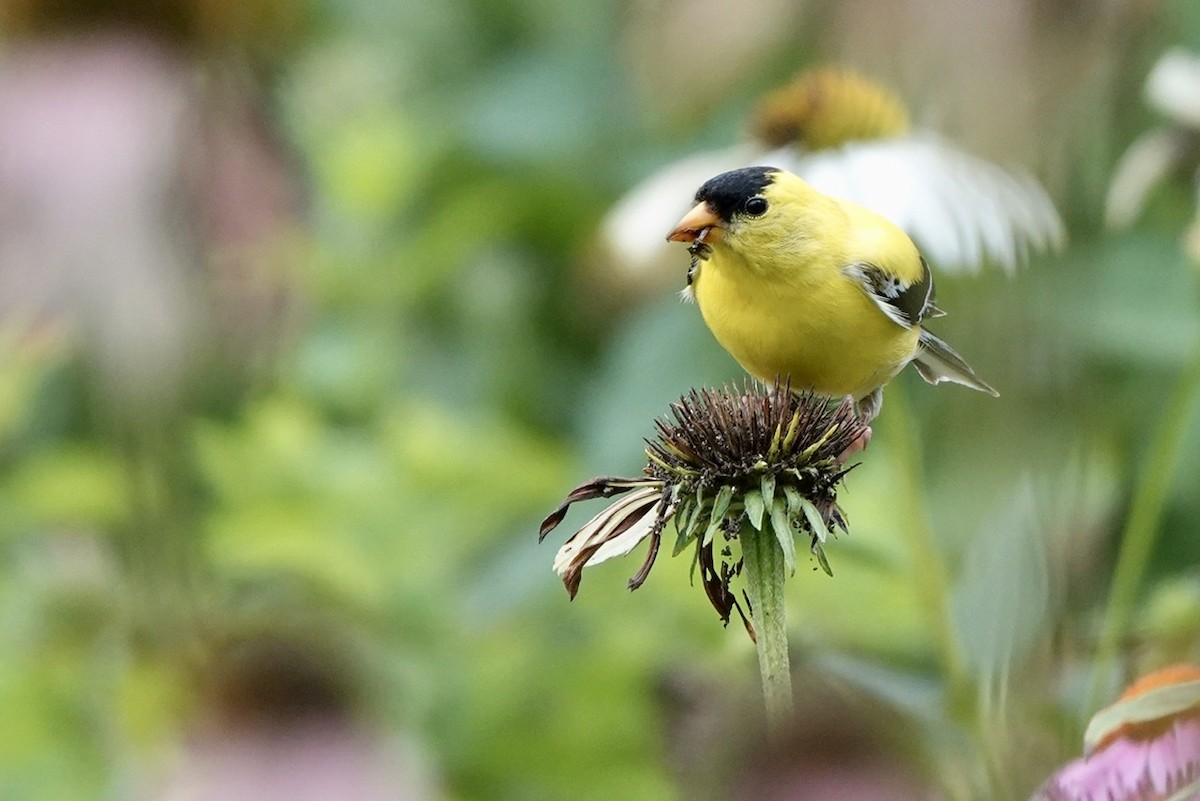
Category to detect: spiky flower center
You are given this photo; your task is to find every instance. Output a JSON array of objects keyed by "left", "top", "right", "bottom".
[
  {"left": 540, "top": 382, "right": 867, "bottom": 631},
  {"left": 651, "top": 384, "right": 866, "bottom": 625}
]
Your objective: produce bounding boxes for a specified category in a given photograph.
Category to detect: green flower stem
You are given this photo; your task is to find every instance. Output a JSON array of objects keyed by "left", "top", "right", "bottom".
[
  {"left": 885, "top": 383, "right": 968, "bottom": 697},
  {"left": 741, "top": 524, "right": 793, "bottom": 735},
  {"left": 1088, "top": 343, "right": 1200, "bottom": 712}
]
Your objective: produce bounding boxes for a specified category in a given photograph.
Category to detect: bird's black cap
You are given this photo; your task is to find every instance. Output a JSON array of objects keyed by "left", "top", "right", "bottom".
[{"left": 695, "top": 166, "right": 779, "bottom": 222}]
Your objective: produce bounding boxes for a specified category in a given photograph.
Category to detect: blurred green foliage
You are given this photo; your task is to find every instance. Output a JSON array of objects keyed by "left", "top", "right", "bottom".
[{"left": 3, "top": 0, "right": 1200, "bottom": 799}]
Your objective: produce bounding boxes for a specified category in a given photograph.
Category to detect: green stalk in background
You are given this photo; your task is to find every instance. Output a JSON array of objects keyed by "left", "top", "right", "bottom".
[
  {"left": 1089, "top": 343, "right": 1200, "bottom": 713},
  {"left": 883, "top": 383, "right": 968, "bottom": 697}
]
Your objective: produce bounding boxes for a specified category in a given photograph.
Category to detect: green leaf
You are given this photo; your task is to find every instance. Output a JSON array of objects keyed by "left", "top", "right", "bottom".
[
  {"left": 317, "top": 112, "right": 419, "bottom": 222},
  {"left": 799, "top": 498, "right": 829, "bottom": 545},
  {"left": 672, "top": 499, "right": 697, "bottom": 555},
  {"left": 4, "top": 446, "right": 128, "bottom": 530},
  {"left": 769, "top": 498, "right": 797, "bottom": 575},
  {"left": 813, "top": 651, "right": 945, "bottom": 725},
  {"left": 760, "top": 474, "right": 776, "bottom": 514},
  {"left": 783, "top": 485, "right": 803, "bottom": 517},
  {"left": 703, "top": 485, "right": 734, "bottom": 547},
  {"left": 812, "top": 543, "right": 833, "bottom": 576},
  {"left": 951, "top": 481, "right": 1048, "bottom": 678},
  {"left": 689, "top": 536, "right": 703, "bottom": 582},
  {"left": 744, "top": 489, "right": 765, "bottom": 531},
  {"left": 673, "top": 485, "right": 707, "bottom": 547},
  {"left": 1047, "top": 234, "right": 1200, "bottom": 367},
  {"left": 209, "top": 505, "right": 384, "bottom": 606}
]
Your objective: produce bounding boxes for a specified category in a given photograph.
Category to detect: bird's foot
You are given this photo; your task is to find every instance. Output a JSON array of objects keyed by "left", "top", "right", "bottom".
[{"left": 838, "top": 425, "right": 872, "bottom": 462}]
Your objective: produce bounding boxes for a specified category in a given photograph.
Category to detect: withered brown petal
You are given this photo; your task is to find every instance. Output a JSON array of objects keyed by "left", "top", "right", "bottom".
[
  {"left": 560, "top": 496, "right": 658, "bottom": 599},
  {"left": 627, "top": 519, "right": 665, "bottom": 592},
  {"left": 698, "top": 541, "right": 735, "bottom": 626},
  {"left": 539, "top": 476, "right": 642, "bottom": 542}
]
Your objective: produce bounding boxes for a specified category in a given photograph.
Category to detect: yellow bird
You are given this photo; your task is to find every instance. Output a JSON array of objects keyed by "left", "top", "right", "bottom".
[{"left": 666, "top": 166, "right": 997, "bottom": 421}]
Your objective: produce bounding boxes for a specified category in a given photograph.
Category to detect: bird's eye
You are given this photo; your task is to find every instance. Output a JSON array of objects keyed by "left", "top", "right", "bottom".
[{"left": 744, "top": 197, "right": 769, "bottom": 216}]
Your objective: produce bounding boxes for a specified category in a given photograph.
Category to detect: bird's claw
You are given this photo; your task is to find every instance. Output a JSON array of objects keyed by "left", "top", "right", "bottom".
[{"left": 837, "top": 425, "right": 872, "bottom": 462}]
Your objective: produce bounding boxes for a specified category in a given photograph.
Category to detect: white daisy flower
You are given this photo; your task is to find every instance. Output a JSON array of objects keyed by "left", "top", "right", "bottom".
[{"left": 1106, "top": 48, "right": 1200, "bottom": 261}]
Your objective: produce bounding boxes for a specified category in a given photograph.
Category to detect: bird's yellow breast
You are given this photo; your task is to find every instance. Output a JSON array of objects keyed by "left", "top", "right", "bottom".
[{"left": 692, "top": 248, "right": 920, "bottom": 399}]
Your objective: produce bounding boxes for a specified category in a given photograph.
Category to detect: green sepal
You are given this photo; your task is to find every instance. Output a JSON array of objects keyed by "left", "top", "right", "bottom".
[
  {"left": 812, "top": 542, "right": 833, "bottom": 576},
  {"left": 769, "top": 498, "right": 797, "bottom": 575},
  {"left": 783, "top": 486, "right": 803, "bottom": 517},
  {"left": 744, "top": 489, "right": 765, "bottom": 530},
  {"left": 799, "top": 498, "right": 829, "bottom": 544},
  {"left": 760, "top": 474, "right": 776, "bottom": 516},
  {"left": 672, "top": 498, "right": 697, "bottom": 555},
  {"left": 673, "top": 483, "right": 710, "bottom": 554},
  {"left": 703, "top": 485, "right": 734, "bottom": 547},
  {"left": 688, "top": 536, "right": 703, "bottom": 582}
]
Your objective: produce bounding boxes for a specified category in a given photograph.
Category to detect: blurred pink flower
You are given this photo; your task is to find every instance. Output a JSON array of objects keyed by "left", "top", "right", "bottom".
[
  {"left": 1032, "top": 665, "right": 1200, "bottom": 801},
  {"left": 0, "top": 31, "right": 303, "bottom": 407},
  {"left": 155, "top": 722, "right": 437, "bottom": 801},
  {"left": 151, "top": 633, "right": 441, "bottom": 801}
]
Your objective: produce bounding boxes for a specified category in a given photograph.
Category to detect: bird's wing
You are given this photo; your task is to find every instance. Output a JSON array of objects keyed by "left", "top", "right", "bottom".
[
  {"left": 913, "top": 329, "right": 999, "bottom": 396},
  {"left": 843, "top": 258, "right": 937, "bottom": 329}
]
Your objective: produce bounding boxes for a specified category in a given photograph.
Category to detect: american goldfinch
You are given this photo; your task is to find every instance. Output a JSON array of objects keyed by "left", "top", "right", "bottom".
[{"left": 666, "top": 165, "right": 998, "bottom": 419}]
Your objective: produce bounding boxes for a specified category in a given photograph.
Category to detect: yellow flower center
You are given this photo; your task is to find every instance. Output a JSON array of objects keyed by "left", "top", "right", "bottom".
[{"left": 751, "top": 67, "right": 912, "bottom": 151}]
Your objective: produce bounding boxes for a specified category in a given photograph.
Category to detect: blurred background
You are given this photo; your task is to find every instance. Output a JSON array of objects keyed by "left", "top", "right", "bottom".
[{"left": 1, "top": 0, "right": 1199, "bottom": 799}]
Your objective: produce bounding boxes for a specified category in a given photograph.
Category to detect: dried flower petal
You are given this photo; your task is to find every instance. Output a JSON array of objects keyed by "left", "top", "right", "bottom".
[{"left": 547, "top": 480, "right": 669, "bottom": 599}]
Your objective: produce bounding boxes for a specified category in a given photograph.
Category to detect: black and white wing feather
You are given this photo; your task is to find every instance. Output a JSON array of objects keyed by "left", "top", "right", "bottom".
[
  {"left": 843, "top": 257, "right": 943, "bottom": 329},
  {"left": 844, "top": 257, "right": 997, "bottom": 396},
  {"left": 911, "top": 329, "right": 998, "bottom": 396}
]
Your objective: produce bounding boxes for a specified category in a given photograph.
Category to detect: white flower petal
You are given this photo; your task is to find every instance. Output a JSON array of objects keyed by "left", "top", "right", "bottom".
[
  {"left": 1105, "top": 127, "right": 1190, "bottom": 229},
  {"left": 1146, "top": 48, "right": 1200, "bottom": 129},
  {"left": 778, "top": 135, "right": 1065, "bottom": 274},
  {"left": 552, "top": 486, "right": 662, "bottom": 575},
  {"left": 585, "top": 501, "right": 667, "bottom": 567},
  {"left": 602, "top": 133, "right": 1063, "bottom": 284},
  {"left": 600, "top": 144, "right": 760, "bottom": 278}
]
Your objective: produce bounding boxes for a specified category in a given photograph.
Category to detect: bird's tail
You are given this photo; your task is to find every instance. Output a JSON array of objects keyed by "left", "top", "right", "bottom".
[{"left": 912, "top": 330, "right": 999, "bottom": 396}]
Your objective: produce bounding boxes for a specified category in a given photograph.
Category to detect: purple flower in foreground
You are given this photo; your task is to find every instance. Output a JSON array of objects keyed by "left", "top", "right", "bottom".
[
  {"left": 1033, "top": 665, "right": 1200, "bottom": 801},
  {"left": 538, "top": 382, "right": 866, "bottom": 634}
]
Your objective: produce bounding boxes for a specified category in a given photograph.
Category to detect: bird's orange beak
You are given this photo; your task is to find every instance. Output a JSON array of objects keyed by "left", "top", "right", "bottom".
[{"left": 666, "top": 202, "right": 723, "bottom": 244}]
